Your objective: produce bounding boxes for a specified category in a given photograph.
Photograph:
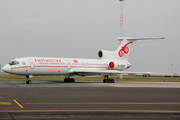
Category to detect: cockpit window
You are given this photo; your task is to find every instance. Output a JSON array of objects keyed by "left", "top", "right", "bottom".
[{"left": 9, "top": 60, "right": 19, "bottom": 66}]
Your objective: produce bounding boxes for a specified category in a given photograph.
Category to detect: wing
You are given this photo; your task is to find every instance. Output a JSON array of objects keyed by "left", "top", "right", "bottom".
[
  {"left": 68, "top": 69, "right": 153, "bottom": 76},
  {"left": 69, "top": 69, "right": 122, "bottom": 76},
  {"left": 69, "top": 69, "right": 178, "bottom": 77}
]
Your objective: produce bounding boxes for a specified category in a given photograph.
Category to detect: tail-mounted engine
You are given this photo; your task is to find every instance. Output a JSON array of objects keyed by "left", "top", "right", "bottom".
[
  {"left": 98, "top": 50, "right": 131, "bottom": 70},
  {"left": 108, "top": 61, "right": 131, "bottom": 70},
  {"left": 98, "top": 50, "right": 113, "bottom": 59}
]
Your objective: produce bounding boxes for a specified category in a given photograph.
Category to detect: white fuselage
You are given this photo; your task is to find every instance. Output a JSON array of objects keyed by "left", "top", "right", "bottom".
[{"left": 2, "top": 57, "right": 129, "bottom": 76}]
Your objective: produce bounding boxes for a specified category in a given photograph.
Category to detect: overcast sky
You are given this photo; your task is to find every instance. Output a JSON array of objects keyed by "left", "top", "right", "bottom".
[{"left": 0, "top": 0, "right": 180, "bottom": 73}]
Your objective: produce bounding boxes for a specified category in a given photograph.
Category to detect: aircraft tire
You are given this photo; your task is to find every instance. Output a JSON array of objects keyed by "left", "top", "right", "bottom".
[
  {"left": 103, "top": 79, "right": 107, "bottom": 83},
  {"left": 64, "top": 78, "right": 75, "bottom": 82},
  {"left": 64, "top": 79, "right": 68, "bottom": 82},
  {"left": 103, "top": 79, "right": 115, "bottom": 83},
  {"left": 108, "top": 79, "right": 111, "bottom": 83},
  {"left": 110, "top": 79, "right": 114, "bottom": 83},
  {"left": 70, "top": 78, "right": 75, "bottom": 82},
  {"left": 109, "top": 79, "right": 112, "bottom": 83},
  {"left": 26, "top": 80, "right": 31, "bottom": 84}
]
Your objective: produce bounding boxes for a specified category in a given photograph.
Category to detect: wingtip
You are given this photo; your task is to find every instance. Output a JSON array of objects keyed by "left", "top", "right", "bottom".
[{"left": 161, "top": 37, "right": 165, "bottom": 39}]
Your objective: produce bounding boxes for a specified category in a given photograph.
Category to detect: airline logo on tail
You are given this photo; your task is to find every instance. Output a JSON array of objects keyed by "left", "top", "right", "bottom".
[{"left": 118, "top": 42, "right": 133, "bottom": 57}]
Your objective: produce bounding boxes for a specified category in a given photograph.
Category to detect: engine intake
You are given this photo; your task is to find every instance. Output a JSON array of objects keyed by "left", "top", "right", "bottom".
[
  {"left": 98, "top": 50, "right": 112, "bottom": 59},
  {"left": 98, "top": 51, "right": 103, "bottom": 58}
]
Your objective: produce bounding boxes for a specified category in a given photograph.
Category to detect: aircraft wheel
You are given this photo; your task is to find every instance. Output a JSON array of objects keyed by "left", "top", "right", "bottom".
[
  {"left": 108, "top": 79, "right": 111, "bottom": 83},
  {"left": 109, "top": 79, "right": 112, "bottom": 83},
  {"left": 103, "top": 79, "right": 114, "bottom": 83},
  {"left": 26, "top": 80, "right": 31, "bottom": 84},
  {"left": 64, "top": 78, "right": 75, "bottom": 83},
  {"left": 70, "top": 78, "right": 75, "bottom": 82}
]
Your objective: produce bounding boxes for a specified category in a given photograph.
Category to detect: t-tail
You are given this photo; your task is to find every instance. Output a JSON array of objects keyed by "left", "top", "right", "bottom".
[{"left": 98, "top": 37, "right": 165, "bottom": 61}]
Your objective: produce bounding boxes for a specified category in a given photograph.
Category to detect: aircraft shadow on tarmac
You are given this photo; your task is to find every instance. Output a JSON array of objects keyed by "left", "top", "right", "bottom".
[
  {"left": 20, "top": 80, "right": 103, "bottom": 84},
  {"left": 50, "top": 81, "right": 103, "bottom": 84}
]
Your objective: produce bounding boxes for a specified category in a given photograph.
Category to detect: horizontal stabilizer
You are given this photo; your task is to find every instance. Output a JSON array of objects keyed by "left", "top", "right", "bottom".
[{"left": 117, "top": 37, "right": 165, "bottom": 41}]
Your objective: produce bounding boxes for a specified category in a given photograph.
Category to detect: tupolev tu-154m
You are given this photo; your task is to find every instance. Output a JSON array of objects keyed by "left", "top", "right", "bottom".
[{"left": 2, "top": 37, "right": 165, "bottom": 84}]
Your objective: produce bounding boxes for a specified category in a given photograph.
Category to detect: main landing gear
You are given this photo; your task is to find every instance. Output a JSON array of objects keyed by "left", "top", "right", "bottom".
[
  {"left": 26, "top": 75, "right": 31, "bottom": 84},
  {"left": 103, "top": 75, "right": 114, "bottom": 83},
  {"left": 64, "top": 77, "right": 75, "bottom": 82}
]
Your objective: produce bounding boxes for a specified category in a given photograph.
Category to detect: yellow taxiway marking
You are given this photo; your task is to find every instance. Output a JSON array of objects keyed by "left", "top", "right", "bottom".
[
  {"left": 0, "top": 107, "right": 21, "bottom": 109},
  {"left": 13, "top": 99, "right": 24, "bottom": 108},
  {"left": 0, "top": 97, "right": 4, "bottom": 98},
  {"left": 0, "top": 102, "right": 11, "bottom": 105},
  {"left": 0, "top": 110, "right": 180, "bottom": 113},
  {"left": 25, "top": 102, "right": 180, "bottom": 105}
]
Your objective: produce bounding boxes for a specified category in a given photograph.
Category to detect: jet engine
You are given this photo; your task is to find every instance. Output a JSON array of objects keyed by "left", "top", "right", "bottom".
[
  {"left": 108, "top": 61, "right": 131, "bottom": 70},
  {"left": 98, "top": 50, "right": 113, "bottom": 59}
]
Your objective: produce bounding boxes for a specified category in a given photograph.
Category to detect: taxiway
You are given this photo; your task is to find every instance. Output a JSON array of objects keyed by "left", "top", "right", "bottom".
[{"left": 0, "top": 81, "right": 180, "bottom": 120}]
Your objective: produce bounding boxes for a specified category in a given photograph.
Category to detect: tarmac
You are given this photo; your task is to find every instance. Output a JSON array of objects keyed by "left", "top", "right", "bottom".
[
  {"left": 0, "top": 81, "right": 180, "bottom": 88},
  {"left": 0, "top": 81, "right": 180, "bottom": 120}
]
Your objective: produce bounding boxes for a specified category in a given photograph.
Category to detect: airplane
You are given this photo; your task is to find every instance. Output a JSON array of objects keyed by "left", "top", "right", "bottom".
[{"left": 2, "top": 37, "right": 165, "bottom": 84}]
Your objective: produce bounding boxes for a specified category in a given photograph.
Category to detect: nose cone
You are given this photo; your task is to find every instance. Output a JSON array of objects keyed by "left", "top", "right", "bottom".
[{"left": 2, "top": 64, "right": 11, "bottom": 73}]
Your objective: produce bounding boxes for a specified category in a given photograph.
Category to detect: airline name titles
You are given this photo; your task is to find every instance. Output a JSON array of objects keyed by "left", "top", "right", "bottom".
[{"left": 34, "top": 59, "right": 62, "bottom": 63}]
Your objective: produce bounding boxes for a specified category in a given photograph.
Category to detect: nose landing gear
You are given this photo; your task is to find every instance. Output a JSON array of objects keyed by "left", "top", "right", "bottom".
[{"left": 26, "top": 75, "right": 31, "bottom": 84}]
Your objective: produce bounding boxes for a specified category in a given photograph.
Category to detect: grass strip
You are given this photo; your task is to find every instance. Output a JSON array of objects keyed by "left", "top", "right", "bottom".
[{"left": 0, "top": 76, "right": 179, "bottom": 82}]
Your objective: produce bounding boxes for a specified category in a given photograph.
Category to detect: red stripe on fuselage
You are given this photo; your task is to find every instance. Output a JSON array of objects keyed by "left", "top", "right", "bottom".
[
  {"left": 71, "top": 66, "right": 106, "bottom": 68},
  {"left": 11, "top": 66, "right": 31, "bottom": 69}
]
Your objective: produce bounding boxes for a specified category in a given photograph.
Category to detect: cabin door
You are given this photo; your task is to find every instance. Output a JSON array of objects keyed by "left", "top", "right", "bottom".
[
  {"left": 66, "top": 60, "right": 71, "bottom": 69},
  {"left": 28, "top": 59, "right": 35, "bottom": 69}
]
